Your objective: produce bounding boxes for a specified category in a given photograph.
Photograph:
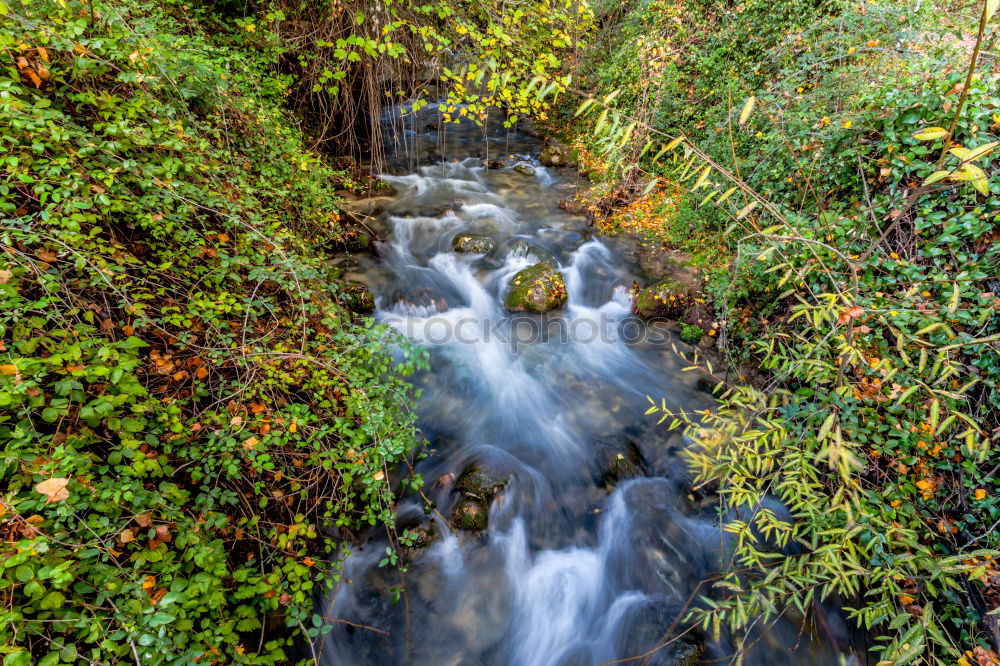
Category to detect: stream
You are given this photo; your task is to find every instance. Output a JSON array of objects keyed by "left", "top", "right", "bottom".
[{"left": 320, "top": 107, "right": 844, "bottom": 665}]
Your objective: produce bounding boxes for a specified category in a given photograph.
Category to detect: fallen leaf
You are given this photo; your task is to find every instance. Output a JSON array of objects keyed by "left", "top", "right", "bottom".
[
  {"left": 0, "top": 364, "right": 18, "bottom": 376},
  {"left": 120, "top": 528, "right": 136, "bottom": 544},
  {"left": 0, "top": 269, "right": 12, "bottom": 284},
  {"left": 35, "top": 477, "right": 70, "bottom": 503},
  {"left": 142, "top": 575, "right": 156, "bottom": 590}
]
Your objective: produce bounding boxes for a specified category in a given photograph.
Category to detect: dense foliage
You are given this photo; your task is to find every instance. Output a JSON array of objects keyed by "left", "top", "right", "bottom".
[
  {"left": 0, "top": 1, "right": 428, "bottom": 663},
  {"left": 567, "top": 0, "right": 1000, "bottom": 662}
]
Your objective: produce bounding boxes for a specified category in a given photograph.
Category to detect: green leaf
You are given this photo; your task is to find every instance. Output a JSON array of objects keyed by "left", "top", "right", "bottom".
[{"left": 39, "top": 591, "right": 65, "bottom": 610}]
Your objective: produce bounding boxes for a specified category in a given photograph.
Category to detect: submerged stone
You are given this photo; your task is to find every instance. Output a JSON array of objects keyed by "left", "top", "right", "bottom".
[
  {"left": 513, "top": 163, "right": 536, "bottom": 176},
  {"left": 595, "top": 437, "right": 647, "bottom": 487},
  {"left": 634, "top": 279, "right": 690, "bottom": 319},
  {"left": 452, "top": 233, "right": 495, "bottom": 254},
  {"left": 504, "top": 262, "right": 567, "bottom": 313}
]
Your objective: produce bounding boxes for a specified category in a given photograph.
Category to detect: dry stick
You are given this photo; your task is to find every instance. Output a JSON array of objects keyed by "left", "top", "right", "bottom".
[{"left": 936, "top": 0, "right": 990, "bottom": 169}]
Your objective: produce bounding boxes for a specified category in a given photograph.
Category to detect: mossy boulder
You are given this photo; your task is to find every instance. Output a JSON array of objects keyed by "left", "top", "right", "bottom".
[
  {"left": 679, "top": 324, "right": 704, "bottom": 344},
  {"left": 504, "top": 263, "right": 567, "bottom": 313},
  {"left": 634, "top": 279, "right": 690, "bottom": 319},
  {"left": 514, "top": 164, "right": 536, "bottom": 176},
  {"left": 452, "top": 233, "right": 495, "bottom": 254},
  {"left": 450, "top": 461, "right": 511, "bottom": 532},
  {"left": 455, "top": 461, "right": 510, "bottom": 501},
  {"left": 343, "top": 283, "right": 375, "bottom": 314},
  {"left": 452, "top": 498, "right": 488, "bottom": 531}
]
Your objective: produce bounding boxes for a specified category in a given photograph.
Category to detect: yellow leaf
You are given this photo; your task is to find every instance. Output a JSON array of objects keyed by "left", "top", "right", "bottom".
[
  {"left": 120, "top": 528, "right": 136, "bottom": 544},
  {"left": 142, "top": 575, "right": 156, "bottom": 590},
  {"left": 974, "top": 488, "right": 987, "bottom": 500},
  {"left": 738, "top": 95, "right": 756, "bottom": 126},
  {"left": 372, "top": 470, "right": 385, "bottom": 481},
  {"left": 35, "top": 477, "right": 70, "bottom": 503},
  {"left": 0, "top": 269, "right": 11, "bottom": 284},
  {"left": 289, "top": 421, "right": 297, "bottom": 433},
  {"left": 913, "top": 127, "right": 948, "bottom": 141},
  {"left": 0, "top": 364, "right": 17, "bottom": 375}
]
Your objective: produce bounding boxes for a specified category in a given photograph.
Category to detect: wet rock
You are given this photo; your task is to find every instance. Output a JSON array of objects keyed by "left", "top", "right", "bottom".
[
  {"left": 482, "top": 159, "right": 506, "bottom": 170},
  {"left": 455, "top": 461, "right": 510, "bottom": 502},
  {"left": 450, "top": 461, "right": 511, "bottom": 532},
  {"left": 697, "top": 333, "right": 716, "bottom": 349},
  {"left": 504, "top": 263, "right": 568, "bottom": 313},
  {"left": 452, "top": 233, "right": 495, "bottom": 254},
  {"left": 509, "top": 240, "right": 558, "bottom": 265},
  {"left": 390, "top": 287, "right": 449, "bottom": 312},
  {"left": 513, "top": 163, "right": 536, "bottom": 176},
  {"left": 679, "top": 324, "right": 704, "bottom": 345},
  {"left": 620, "top": 598, "right": 704, "bottom": 666},
  {"left": 403, "top": 524, "right": 437, "bottom": 558},
  {"left": 695, "top": 376, "right": 717, "bottom": 395},
  {"left": 558, "top": 198, "right": 588, "bottom": 215},
  {"left": 595, "top": 437, "right": 647, "bottom": 487},
  {"left": 634, "top": 279, "right": 691, "bottom": 319},
  {"left": 342, "top": 283, "right": 375, "bottom": 314},
  {"left": 540, "top": 141, "right": 578, "bottom": 167},
  {"left": 452, "top": 497, "right": 488, "bottom": 531}
]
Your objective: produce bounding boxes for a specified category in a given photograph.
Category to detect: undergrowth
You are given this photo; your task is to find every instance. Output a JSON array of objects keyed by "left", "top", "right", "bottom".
[{"left": 0, "top": 1, "right": 427, "bottom": 663}]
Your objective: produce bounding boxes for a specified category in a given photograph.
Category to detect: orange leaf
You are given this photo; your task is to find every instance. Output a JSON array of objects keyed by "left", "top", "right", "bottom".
[
  {"left": 35, "top": 477, "right": 70, "bottom": 503},
  {"left": 0, "top": 364, "right": 18, "bottom": 376},
  {"left": 120, "top": 528, "right": 136, "bottom": 544}
]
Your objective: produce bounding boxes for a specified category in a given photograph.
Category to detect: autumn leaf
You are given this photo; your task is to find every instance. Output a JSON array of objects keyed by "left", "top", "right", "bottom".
[
  {"left": 120, "top": 528, "right": 136, "bottom": 544},
  {"left": 0, "top": 269, "right": 12, "bottom": 284},
  {"left": 974, "top": 489, "right": 988, "bottom": 500},
  {"left": 142, "top": 575, "right": 156, "bottom": 590},
  {"left": 36, "top": 249, "right": 57, "bottom": 263},
  {"left": 0, "top": 364, "right": 18, "bottom": 376},
  {"left": 913, "top": 127, "right": 948, "bottom": 141},
  {"left": 35, "top": 477, "right": 70, "bottom": 503},
  {"left": 738, "top": 95, "right": 756, "bottom": 126},
  {"left": 837, "top": 306, "right": 864, "bottom": 325}
]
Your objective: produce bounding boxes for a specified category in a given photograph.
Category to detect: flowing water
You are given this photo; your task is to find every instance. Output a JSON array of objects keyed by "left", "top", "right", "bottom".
[{"left": 320, "top": 108, "right": 846, "bottom": 665}]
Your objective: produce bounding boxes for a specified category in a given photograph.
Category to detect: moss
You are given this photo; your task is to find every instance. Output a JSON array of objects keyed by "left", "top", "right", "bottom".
[
  {"left": 452, "top": 497, "right": 489, "bottom": 531},
  {"left": 504, "top": 263, "right": 568, "bottom": 312},
  {"left": 679, "top": 324, "right": 704, "bottom": 344},
  {"left": 634, "top": 279, "right": 689, "bottom": 319},
  {"left": 343, "top": 283, "right": 375, "bottom": 313}
]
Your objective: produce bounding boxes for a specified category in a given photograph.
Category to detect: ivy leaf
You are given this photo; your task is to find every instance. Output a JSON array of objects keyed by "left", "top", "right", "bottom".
[{"left": 35, "top": 477, "right": 70, "bottom": 504}]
